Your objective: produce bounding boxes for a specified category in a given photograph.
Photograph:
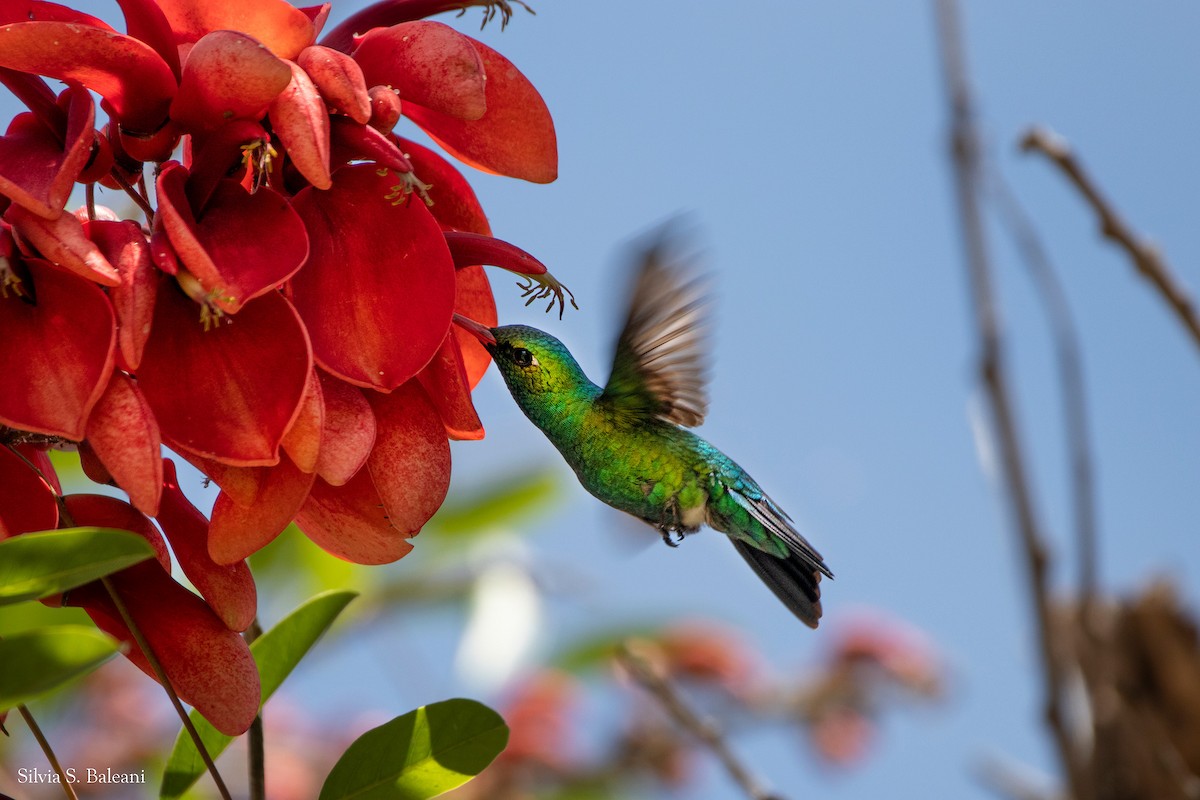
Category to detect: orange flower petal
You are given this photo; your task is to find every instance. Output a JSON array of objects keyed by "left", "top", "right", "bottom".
[
  {"left": 8, "top": 204, "right": 120, "bottom": 286},
  {"left": 0, "top": 86, "right": 94, "bottom": 219},
  {"left": 84, "top": 372, "right": 163, "bottom": 516},
  {"left": 416, "top": 332, "right": 483, "bottom": 440},
  {"left": 157, "top": 459, "right": 257, "bottom": 632},
  {"left": 209, "top": 453, "right": 316, "bottom": 564},
  {"left": 138, "top": 281, "right": 312, "bottom": 466},
  {"left": 156, "top": 0, "right": 317, "bottom": 60},
  {"left": 403, "top": 36, "right": 556, "bottom": 183},
  {"left": 0, "top": 22, "right": 176, "bottom": 133},
  {"left": 314, "top": 371, "right": 376, "bottom": 486},
  {"left": 87, "top": 219, "right": 156, "bottom": 371},
  {"left": 354, "top": 22, "right": 486, "bottom": 121},
  {"left": 289, "top": 164, "right": 455, "bottom": 390},
  {"left": 298, "top": 45, "right": 370, "bottom": 124},
  {"left": 281, "top": 368, "right": 323, "bottom": 473},
  {"left": 0, "top": 258, "right": 115, "bottom": 440},
  {"left": 365, "top": 380, "right": 451, "bottom": 533},
  {"left": 0, "top": 445, "right": 58, "bottom": 538},
  {"left": 269, "top": 59, "right": 331, "bottom": 190},
  {"left": 67, "top": 567, "right": 260, "bottom": 736},
  {"left": 396, "top": 136, "right": 490, "bottom": 235},
  {"left": 170, "top": 30, "right": 292, "bottom": 134},
  {"left": 297, "top": 469, "right": 413, "bottom": 564},
  {"left": 63, "top": 494, "right": 170, "bottom": 571},
  {"left": 157, "top": 165, "right": 309, "bottom": 314}
]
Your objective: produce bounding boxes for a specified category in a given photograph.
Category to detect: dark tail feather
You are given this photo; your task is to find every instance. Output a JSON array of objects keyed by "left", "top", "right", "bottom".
[{"left": 732, "top": 540, "right": 823, "bottom": 628}]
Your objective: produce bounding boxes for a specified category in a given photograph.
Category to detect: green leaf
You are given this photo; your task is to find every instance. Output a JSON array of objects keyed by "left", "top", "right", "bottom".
[
  {"left": 0, "top": 625, "right": 122, "bottom": 707},
  {"left": 552, "top": 624, "right": 663, "bottom": 673},
  {"left": 160, "top": 589, "right": 357, "bottom": 799},
  {"left": 319, "top": 698, "right": 508, "bottom": 800},
  {"left": 428, "top": 468, "right": 560, "bottom": 539},
  {"left": 0, "top": 527, "right": 156, "bottom": 605}
]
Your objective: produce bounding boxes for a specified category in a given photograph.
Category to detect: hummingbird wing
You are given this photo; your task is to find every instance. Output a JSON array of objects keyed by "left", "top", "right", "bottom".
[{"left": 600, "top": 239, "right": 710, "bottom": 427}]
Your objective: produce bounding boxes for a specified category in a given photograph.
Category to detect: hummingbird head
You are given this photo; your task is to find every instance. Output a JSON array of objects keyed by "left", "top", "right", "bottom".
[{"left": 483, "top": 324, "right": 596, "bottom": 405}]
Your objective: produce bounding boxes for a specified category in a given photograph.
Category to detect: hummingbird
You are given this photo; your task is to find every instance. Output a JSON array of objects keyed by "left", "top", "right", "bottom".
[{"left": 462, "top": 237, "right": 833, "bottom": 627}]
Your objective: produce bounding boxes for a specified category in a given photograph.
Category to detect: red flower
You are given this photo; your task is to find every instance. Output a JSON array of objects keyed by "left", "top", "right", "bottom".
[{"left": 0, "top": 0, "right": 568, "bottom": 732}]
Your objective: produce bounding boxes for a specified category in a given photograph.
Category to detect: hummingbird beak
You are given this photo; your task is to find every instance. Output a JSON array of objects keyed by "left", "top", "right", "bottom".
[{"left": 452, "top": 313, "right": 497, "bottom": 350}]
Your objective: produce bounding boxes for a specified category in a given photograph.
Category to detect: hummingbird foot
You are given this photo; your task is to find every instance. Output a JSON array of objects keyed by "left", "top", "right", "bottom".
[{"left": 659, "top": 527, "right": 680, "bottom": 548}]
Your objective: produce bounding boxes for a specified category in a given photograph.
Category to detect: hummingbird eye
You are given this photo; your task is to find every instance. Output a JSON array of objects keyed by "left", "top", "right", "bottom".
[{"left": 511, "top": 347, "right": 537, "bottom": 368}]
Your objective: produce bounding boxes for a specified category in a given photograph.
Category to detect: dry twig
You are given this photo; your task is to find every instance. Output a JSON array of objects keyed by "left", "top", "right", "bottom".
[
  {"left": 615, "top": 643, "right": 784, "bottom": 800},
  {"left": 1020, "top": 126, "right": 1200, "bottom": 355},
  {"left": 933, "top": 2, "right": 1088, "bottom": 798}
]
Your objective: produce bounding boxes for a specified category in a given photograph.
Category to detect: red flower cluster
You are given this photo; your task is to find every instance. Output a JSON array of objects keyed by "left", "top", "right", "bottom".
[{"left": 0, "top": 0, "right": 564, "bottom": 734}]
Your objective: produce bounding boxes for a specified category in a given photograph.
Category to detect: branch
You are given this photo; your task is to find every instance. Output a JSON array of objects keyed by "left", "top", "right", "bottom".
[
  {"left": 17, "top": 706, "right": 79, "bottom": 800},
  {"left": 1020, "top": 126, "right": 1200, "bottom": 355},
  {"left": 246, "top": 620, "right": 266, "bottom": 800},
  {"left": 100, "top": 577, "right": 234, "bottom": 800},
  {"left": 933, "top": 2, "right": 1089, "bottom": 798},
  {"left": 615, "top": 643, "right": 784, "bottom": 800},
  {"left": 987, "top": 173, "right": 1099, "bottom": 606}
]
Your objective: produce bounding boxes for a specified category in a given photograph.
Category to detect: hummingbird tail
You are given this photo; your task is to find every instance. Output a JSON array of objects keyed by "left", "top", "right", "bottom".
[{"left": 731, "top": 539, "right": 823, "bottom": 628}]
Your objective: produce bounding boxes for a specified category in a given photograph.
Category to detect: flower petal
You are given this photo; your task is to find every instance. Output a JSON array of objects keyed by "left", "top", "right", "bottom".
[
  {"left": 416, "top": 332, "right": 483, "bottom": 440},
  {"left": 396, "top": 136, "right": 490, "bottom": 235},
  {"left": 365, "top": 380, "right": 451, "bottom": 532},
  {"left": 0, "top": 86, "right": 94, "bottom": 219},
  {"left": 404, "top": 36, "right": 557, "bottom": 183},
  {"left": 269, "top": 59, "right": 331, "bottom": 190},
  {"left": 84, "top": 371, "right": 163, "bottom": 516},
  {"left": 7, "top": 204, "right": 120, "bottom": 286},
  {"left": 66, "top": 566, "right": 260, "bottom": 736},
  {"left": 63, "top": 494, "right": 170, "bottom": 571},
  {"left": 114, "top": 0, "right": 182, "bottom": 79},
  {"left": 298, "top": 45, "right": 370, "bottom": 124},
  {"left": 281, "top": 368, "right": 323, "bottom": 473},
  {"left": 0, "top": 22, "right": 176, "bottom": 133},
  {"left": 329, "top": 117, "right": 412, "bottom": 172},
  {"left": 87, "top": 219, "right": 156, "bottom": 371},
  {"left": 452, "top": 265, "right": 496, "bottom": 389},
  {"left": 138, "top": 281, "right": 312, "bottom": 466},
  {"left": 0, "top": 258, "right": 115, "bottom": 439},
  {"left": 156, "top": 0, "right": 317, "bottom": 60},
  {"left": 157, "top": 459, "right": 257, "bottom": 631},
  {"left": 314, "top": 371, "right": 376, "bottom": 486},
  {"left": 289, "top": 164, "right": 455, "bottom": 390},
  {"left": 209, "top": 452, "right": 316, "bottom": 563},
  {"left": 157, "top": 164, "right": 310, "bottom": 314},
  {"left": 354, "top": 22, "right": 486, "bottom": 121},
  {"left": 0, "top": 445, "right": 58, "bottom": 538},
  {"left": 296, "top": 470, "right": 413, "bottom": 564},
  {"left": 170, "top": 30, "right": 292, "bottom": 134},
  {"left": 396, "top": 137, "right": 496, "bottom": 386},
  {"left": 367, "top": 85, "right": 403, "bottom": 133}
]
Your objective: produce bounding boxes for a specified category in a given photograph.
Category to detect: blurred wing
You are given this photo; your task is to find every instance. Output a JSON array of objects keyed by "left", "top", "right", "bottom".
[{"left": 600, "top": 238, "right": 710, "bottom": 427}]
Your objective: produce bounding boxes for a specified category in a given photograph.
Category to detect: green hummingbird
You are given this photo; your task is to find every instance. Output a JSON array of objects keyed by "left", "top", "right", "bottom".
[{"left": 464, "top": 239, "right": 832, "bottom": 627}]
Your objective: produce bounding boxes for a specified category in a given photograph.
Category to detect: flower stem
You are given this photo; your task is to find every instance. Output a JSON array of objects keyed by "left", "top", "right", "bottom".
[
  {"left": 110, "top": 169, "right": 155, "bottom": 222},
  {"left": 100, "top": 576, "right": 234, "bottom": 800},
  {"left": 17, "top": 705, "right": 79, "bottom": 800},
  {"left": 245, "top": 620, "right": 265, "bottom": 800}
]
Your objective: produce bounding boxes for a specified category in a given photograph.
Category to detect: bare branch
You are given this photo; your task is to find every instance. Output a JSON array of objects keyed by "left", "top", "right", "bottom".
[
  {"left": 1020, "top": 126, "right": 1200, "bottom": 355},
  {"left": 17, "top": 706, "right": 79, "bottom": 800},
  {"left": 933, "top": 2, "right": 1089, "bottom": 798},
  {"left": 615, "top": 643, "right": 784, "bottom": 800},
  {"left": 987, "top": 173, "right": 1099, "bottom": 606}
]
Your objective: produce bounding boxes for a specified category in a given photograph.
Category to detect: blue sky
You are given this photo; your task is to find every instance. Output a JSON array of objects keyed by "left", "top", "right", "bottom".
[
  {"left": 432, "top": 2, "right": 1200, "bottom": 797},
  {"left": 5, "top": 2, "right": 1200, "bottom": 798}
]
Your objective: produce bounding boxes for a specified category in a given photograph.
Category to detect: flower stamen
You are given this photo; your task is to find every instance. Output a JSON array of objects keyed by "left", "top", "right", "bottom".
[
  {"left": 240, "top": 140, "right": 278, "bottom": 193},
  {"left": 517, "top": 272, "right": 578, "bottom": 320}
]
